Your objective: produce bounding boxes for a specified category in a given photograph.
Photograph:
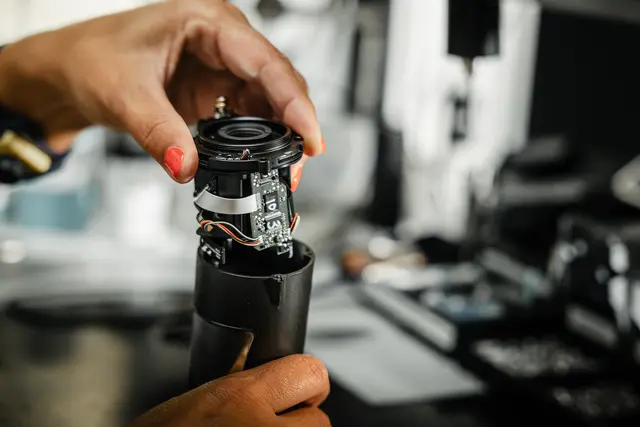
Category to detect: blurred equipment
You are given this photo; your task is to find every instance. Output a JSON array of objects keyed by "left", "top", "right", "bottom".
[
  {"left": 0, "top": 131, "right": 52, "bottom": 180},
  {"left": 366, "top": 0, "right": 640, "bottom": 244},
  {"left": 549, "top": 215, "right": 640, "bottom": 357},
  {"left": 447, "top": 0, "right": 500, "bottom": 75},
  {"left": 188, "top": 99, "right": 316, "bottom": 388},
  {"left": 464, "top": 0, "right": 640, "bottom": 263},
  {"left": 3, "top": 129, "right": 106, "bottom": 231},
  {"left": 353, "top": 0, "right": 640, "bottom": 425},
  {"left": 0, "top": 290, "right": 192, "bottom": 427},
  {"left": 0, "top": 105, "right": 71, "bottom": 185}
]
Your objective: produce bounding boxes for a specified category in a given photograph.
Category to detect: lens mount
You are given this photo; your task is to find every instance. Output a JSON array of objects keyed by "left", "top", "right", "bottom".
[
  {"left": 217, "top": 123, "right": 273, "bottom": 142},
  {"left": 193, "top": 112, "right": 303, "bottom": 261},
  {"left": 189, "top": 100, "right": 315, "bottom": 390},
  {"left": 196, "top": 117, "right": 303, "bottom": 175}
]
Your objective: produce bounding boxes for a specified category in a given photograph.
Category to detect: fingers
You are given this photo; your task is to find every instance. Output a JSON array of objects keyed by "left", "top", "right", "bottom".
[
  {"left": 130, "top": 359, "right": 331, "bottom": 427},
  {"left": 185, "top": 16, "right": 324, "bottom": 156},
  {"left": 290, "top": 154, "right": 308, "bottom": 192},
  {"left": 279, "top": 408, "right": 332, "bottom": 427},
  {"left": 168, "top": 56, "right": 246, "bottom": 123},
  {"left": 235, "top": 81, "right": 273, "bottom": 118},
  {"left": 121, "top": 87, "right": 198, "bottom": 183},
  {"left": 256, "top": 58, "right": 323, "bottom": 156},
  {"left": 222, "top": 1, "right": 251, "bottom": 25},
  {"left": 234, "top": 354, "right": 330, "bottom": 413}
]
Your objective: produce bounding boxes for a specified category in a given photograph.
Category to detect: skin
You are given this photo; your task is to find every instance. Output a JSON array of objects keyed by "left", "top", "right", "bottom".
[
  {"left": 129, "top": 354, "right": 331, "bottom": 427},
  {"left": 0, "top": 0, "right": 323, "bottom": 184}
]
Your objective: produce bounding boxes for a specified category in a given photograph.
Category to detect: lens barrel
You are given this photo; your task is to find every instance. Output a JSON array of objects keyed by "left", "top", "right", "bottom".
[
  {"left": 193, "top": 115, "right": 304, "bottom": 259},
  {"left": 188, "top": 108, "right": 315, "bottom": 387},
  {"left": 189, "top": 241, "right": 315, "bottom": 387}
]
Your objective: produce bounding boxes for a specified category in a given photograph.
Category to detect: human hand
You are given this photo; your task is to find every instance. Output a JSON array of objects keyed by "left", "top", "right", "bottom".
[
  {"left": 0, "top": 0, "right": 323, "bottom": 184},
  {"left": 128, "top": 354, "right": 331, "bottom": 427}
]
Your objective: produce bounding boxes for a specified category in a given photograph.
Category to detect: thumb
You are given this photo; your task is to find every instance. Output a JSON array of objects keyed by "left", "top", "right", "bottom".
[{"left": 121, "top": 92, "right": 198, "bottom": 183}]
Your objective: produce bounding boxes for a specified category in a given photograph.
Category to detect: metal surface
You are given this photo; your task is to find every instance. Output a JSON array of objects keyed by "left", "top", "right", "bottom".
[{"left": 0, "top": 130, "right": 52, "bottom": 175}]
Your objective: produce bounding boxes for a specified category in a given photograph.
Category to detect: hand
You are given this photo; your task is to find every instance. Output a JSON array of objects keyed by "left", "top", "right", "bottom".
[
  {"left": 129, "top": 354, "right": 331, "bottom": 427},
  {"left": 0, "top": 0, "right": 324, "bottom": 183}
]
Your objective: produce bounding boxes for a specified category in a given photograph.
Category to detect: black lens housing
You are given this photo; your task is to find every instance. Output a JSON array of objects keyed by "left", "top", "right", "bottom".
[
  {"left": 189, "top": 110, "right": 315, "bottom": 388},
  {"left": 189, "top": 240, "right": 315, "bottom": 387},
  {"left": 195, "top": 116, "right": 304, "bottom": 175}
]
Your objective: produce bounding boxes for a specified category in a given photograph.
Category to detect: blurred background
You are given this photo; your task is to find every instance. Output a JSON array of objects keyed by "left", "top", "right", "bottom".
[{"left": 3, "top": 0, "right": 640, "bottom": 426}]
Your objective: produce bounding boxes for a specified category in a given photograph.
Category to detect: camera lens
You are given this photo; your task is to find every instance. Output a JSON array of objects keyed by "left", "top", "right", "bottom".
[
  {"left": 193, "top": 114, "right": 304, "bottom": 264},
  {"left": 218, "top": 123, "right": 272, "bottom": 140},
  {"left": 188, "top": 103, "right": 315, "bottom": 386},
  {"left": 197, "top": 117, "right": 293, "bottom": 156}
]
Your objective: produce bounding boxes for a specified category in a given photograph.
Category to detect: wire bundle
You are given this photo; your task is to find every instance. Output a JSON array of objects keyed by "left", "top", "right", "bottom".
[
  {"left": 200, "top": 220, "right": 262, "bottom": 247},
  {"left": 290, "top": 213, "right": 301, "bottom": 234},
  {"left": 200, "top": 213, "right": 301, "bottom": 247}
]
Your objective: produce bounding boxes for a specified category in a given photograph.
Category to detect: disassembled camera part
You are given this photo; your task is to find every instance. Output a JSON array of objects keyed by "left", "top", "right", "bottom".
[
  {"left": 193, "top": 100, "right": 304, "bottom": 264},
  {"left": 189, "top": 99, "right": 316, "bottom": 387},
  {"left": 213, "top": 96, "right": 232, "bottom": 119}
]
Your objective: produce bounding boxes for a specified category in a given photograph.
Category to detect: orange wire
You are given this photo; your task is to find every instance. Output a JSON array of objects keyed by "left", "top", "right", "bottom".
[
  {"left": 200, "top": 221, "right": 261, "bottom": 246},
  {"left": 290, "top": 213, "right": 299, "bottom": 230}
]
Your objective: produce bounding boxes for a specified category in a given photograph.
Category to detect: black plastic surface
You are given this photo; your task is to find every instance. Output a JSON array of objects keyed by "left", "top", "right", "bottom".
[
  {"left": 189, "top": 240, "right": 315, "bottom": 387},
  {"left": 194, "top": 116, "right": 303, "bottom": 175}
]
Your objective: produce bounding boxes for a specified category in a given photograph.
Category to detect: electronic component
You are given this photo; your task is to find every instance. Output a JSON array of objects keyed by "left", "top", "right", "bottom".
[
  {"left": 193, "top": 97, "right": 304, "bottom": 263},
  {"left": 188, "top": 98, "right": 316, "bottom": 388}
]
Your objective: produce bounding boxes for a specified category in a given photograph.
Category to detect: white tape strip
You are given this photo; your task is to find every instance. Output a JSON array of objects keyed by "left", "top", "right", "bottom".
[{"left": 195, "top": 189, "right": 258, "bottom": 215}]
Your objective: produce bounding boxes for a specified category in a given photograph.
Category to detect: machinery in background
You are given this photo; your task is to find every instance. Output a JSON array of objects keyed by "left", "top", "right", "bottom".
[
  {"left": 467, "top": 0, "right": 640, "bottom": 264},
  {"left": 365, "top": 0, "right": 640, "bottom": 242},
  {"left": 355, "top": 1, "right": 640, "bottom": 425}
]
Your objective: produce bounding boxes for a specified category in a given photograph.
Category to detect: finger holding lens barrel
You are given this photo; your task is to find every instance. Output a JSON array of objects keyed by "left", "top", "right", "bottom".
[{"left": 128, "top": 355, "right": 331, "bottom": 427}]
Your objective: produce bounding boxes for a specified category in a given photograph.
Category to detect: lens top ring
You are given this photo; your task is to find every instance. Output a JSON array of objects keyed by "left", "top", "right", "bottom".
[
  {"left": 197, "top": 117, "right": 292, "bottom": 154},
  {"left": 195, "top": 116, "right": 303, "bottom": 175},
  {"left": 217, "top": 123, "right": 272, "bottom": 141}
]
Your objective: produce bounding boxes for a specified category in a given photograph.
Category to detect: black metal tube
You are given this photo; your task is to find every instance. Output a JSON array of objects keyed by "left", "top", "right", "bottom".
[{"left": 189, "top": 240, "right": 315, "bottom": 388}]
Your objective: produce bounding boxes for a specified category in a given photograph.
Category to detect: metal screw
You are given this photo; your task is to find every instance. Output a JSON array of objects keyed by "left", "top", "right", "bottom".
[{"left": 214, "top": 96, "right": 228, "bottom": 118}]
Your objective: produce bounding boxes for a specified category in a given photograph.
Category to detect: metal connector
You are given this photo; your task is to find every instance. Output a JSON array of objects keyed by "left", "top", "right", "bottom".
[{"left": 0, "top": 130, "right": 52, "bottom": 174}]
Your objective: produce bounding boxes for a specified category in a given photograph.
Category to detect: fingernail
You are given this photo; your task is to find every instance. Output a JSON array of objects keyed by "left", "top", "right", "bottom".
[
  {"left": 164, "top": 146, "right": 183, "bottom": 179},
  {"left": 321, "top": 137, "right": 326, "bottom": 154},
  {"left": 291, "top": 165, "right": 303, "bottom": 192}
]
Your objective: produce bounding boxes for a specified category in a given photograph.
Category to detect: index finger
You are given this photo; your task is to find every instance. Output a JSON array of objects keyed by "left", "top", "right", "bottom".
[
  {"left": 236, "top": 354, "right": 330, "bottom": 413},
  {"left": 186, "top": 17, "right": 324, "bottom": 156}
]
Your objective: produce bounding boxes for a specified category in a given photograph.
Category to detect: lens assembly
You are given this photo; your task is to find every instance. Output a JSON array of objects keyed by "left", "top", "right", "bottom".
[
  {"left": 193, "top": 101, "right": 304, "bottom": 264},
  {"left": 189, "top": 100, "right": 315, "bottom": 386}
]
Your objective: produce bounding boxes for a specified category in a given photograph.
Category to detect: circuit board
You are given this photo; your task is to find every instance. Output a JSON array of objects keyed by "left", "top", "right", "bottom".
[{"left": 250, "top": 170, "right": 293, "bottom": 254}]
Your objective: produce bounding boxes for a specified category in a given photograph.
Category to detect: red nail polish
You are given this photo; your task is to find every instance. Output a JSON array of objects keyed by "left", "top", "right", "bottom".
[
  {"left": 291, "top": 166, "right": 303, "bottom": 192},
  {"left": 164, "top": 146, "right": 183, "bottom": 179}
]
